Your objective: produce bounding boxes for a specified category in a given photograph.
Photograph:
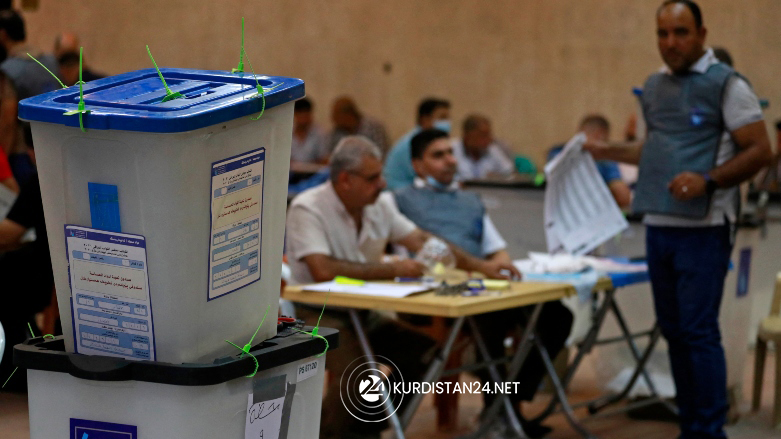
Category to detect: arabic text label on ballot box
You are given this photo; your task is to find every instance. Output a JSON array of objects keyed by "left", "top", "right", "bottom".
[{"left": 19, "top": 69, "right": 304, "bottom": 363}]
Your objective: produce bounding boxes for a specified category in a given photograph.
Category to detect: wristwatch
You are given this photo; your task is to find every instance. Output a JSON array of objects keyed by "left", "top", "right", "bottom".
[{"left": 703, "top": 173, "right": 718, "bottom": 195}]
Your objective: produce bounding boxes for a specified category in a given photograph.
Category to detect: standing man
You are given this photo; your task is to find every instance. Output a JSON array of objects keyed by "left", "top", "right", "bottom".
[
  {"left": 586, "top": 2, "right": 772, "bottom": 438},
  {"left": 383, "top": 97, "right": 451, "bottom": 190}
]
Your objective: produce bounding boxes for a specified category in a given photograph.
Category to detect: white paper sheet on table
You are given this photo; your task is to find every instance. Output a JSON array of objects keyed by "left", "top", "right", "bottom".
[
  {"left": 544, "top": 133, "right": 628, "bottom": 255},
  {"left": 302, "top": 281, "right": 430, "bottom": 298}
]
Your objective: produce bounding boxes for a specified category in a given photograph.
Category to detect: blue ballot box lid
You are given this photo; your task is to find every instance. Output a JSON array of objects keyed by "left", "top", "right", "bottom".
[{"left": 18, "top": 68, "right": 305, "bottom": 133}]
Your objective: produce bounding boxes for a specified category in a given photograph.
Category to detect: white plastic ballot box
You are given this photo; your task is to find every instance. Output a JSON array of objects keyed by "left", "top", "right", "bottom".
[
  {"left": 18, "top": 69, "right": 303, "bottom": 363},
  {"left": 15, "top": 326, "right": 337, "bottom": 439}
]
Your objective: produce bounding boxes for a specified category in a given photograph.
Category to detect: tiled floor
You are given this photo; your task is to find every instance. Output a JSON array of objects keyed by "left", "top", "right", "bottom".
[{"left": 1, "top": 350, "right": 778, "bottom": 438}]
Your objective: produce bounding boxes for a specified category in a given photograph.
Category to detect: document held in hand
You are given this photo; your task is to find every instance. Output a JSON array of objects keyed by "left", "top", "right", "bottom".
[{"left": 543, "top": 133, "right": 628, "bottom": 255}]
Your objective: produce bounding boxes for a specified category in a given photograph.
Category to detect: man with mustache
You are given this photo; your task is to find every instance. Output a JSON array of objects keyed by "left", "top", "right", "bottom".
[
  {"left": 585, "top": 1, "right": 772, "bottom": 437},
  {"left": 286, "top": 135, "right": 518, "bottom": 439}
]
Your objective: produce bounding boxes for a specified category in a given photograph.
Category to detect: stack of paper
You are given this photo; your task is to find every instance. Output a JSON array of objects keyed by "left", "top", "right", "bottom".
[
  {"left": 544, "top": 133, "right": 628, "bottom": 255},
  {"left": 303, "top": 281, "right": 430, "bottom": 298}
]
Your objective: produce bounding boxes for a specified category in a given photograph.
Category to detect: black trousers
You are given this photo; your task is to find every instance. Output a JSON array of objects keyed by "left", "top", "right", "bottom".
[{"left": 471, "top": 301, "right": 574, "bottom": 405}]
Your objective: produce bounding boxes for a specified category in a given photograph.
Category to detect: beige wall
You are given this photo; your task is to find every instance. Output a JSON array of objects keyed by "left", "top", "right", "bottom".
[{"left": 21, "top": 0, "right": 781, "bottom": 164}]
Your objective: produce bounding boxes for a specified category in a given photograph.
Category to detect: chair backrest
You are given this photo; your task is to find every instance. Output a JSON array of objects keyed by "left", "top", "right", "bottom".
[{"left": 771, "top": 272, "right": 781, "bottom": 317}]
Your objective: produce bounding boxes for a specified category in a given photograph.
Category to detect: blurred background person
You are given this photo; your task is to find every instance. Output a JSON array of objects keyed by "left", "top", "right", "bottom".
[
  {"left": 325, "top": 96, "right": 389, "bottom": 156},
  {"left": 384, "top": 97, "right": 451, "bottom": 189},
  {"left": 53, "top": 31, "right": 104, "bottom": 85},
  {"left": 291, "top": 97, "right": 328, "bottom": 164},
  {"left": 548, "top": 114, "right": 632, "bottom": 208},
  {"left": 453, "top": 114, "right": 515, "bottom": 180}
]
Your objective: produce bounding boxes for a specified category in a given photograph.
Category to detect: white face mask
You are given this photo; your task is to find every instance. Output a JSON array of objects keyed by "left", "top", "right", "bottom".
[
  {"left": 425, "top": 175, "right": 450, "bottom": 190},
  {"left": 433, "top": 119, "right": 451, "bottom": 133}
]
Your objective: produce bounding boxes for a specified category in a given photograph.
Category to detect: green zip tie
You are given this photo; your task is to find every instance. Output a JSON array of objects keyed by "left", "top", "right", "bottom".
[
  {"left": 3, "top": 323, "right": 53, "bottom": 390},
  {"left": 226, "top": 340, "right": 259, "bottom": 377},
  {"left": 241, "top": 47, "right": 265, "bottom": 121},
  {"left": 145, "top": 45, "right": 182, "bottom": 103},
  {"left": 534, "top": 172, "right": 546, "bottom": 186},
  {"left": 62, "top": 47, "right": 90, "bottom": 132},
  {"left": 27, "top": 52, "right": 88, "bottom": 132},
  {"left": 26, "top": 53, "right": 66, "bottom": 89},
  {"left": 231, "top": 17, "right": 245, "bottom": 73},
  {"left": 243, "top": 305, "right": 270, "bottom": 356},
  {"left": 311, "top": 289, "right": 330, "bottom": 338},
  {"left": 224, "top": 305, "right": 271, "bottom": 378},
  {"left": 1, "top": 368, "right": 17, "bottom": 389},
  {"left": 294, "top": 329, "right": 329, "bottom": 357},
  {"left": 292, "top": 289, "right": 330, "bottom": 357}
]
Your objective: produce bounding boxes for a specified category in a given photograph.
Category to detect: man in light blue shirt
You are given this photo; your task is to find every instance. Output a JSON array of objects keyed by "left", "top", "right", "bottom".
[{"left": 383, "top": 97, "right": 451, "bottom": 189}]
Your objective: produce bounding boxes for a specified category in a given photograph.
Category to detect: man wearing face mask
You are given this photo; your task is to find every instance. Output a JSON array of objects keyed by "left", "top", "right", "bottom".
[
  {"left": 453, "top": 114, "right": 515, "bottom": 180},
  {"left": 585, "top": 1, "right": 772, "bottom": 437},
  {"left": 392, "top": 129, "right": 573, "bottom": 437},
  {"left": 383, "top": 97, "right": 451, "bottom": 190}
]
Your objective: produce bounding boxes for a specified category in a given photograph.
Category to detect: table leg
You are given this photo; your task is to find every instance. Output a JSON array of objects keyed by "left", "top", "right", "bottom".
[
  {"left": 533, "top": 335, "right": 597, "bottom": 439},
  {"left": 467, "top": 316, "right": 527, "bottom": 438},
  {"left": 459, "top": 303, "right": 544, "bottom": 439},
  {"left": 532, "top": 288, "right": 617, "bottom": 423},
  {"left": 587, "top": 324, "right": 676, "bottom": 416},
  {"left": 399, "top": 316, "right": 466, "bottom": 428},
  {"left": 349, "top": 309, "right": 406, "bottom": 439}
]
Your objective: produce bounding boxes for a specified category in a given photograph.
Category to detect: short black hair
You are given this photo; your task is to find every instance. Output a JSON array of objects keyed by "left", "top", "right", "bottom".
[
  {"left": 658, "top": 0, "right": 703, "bottom": 29},
  {"left": 0, "top": 10, "right": 24, "bottom": 42},
  {"left": 579, "top": 114, "right": 610, "bottom": 132},
  {"left": 294, "top": 97, "right": 313, "bottom": 112},
  {"left": 410, "top": 129, "right": 449, "bottom": 160},
  {"left": 58, "top": 51, "right": 80, "bottom": 66},
  {"left": 462, "top": 114, "right": 490, "bottom": 134},
  {"left": 712, "top": 47, "right": 733, "bottom": 67},
  {"left": 417, "top": 98, "right": 450, "bottom": 124}
]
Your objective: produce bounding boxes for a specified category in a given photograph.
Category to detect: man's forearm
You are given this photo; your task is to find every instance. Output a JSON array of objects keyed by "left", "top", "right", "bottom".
[
  {"left": 448, "top": 243, "right": 486, "bottom": 273},
  {"left": 487, "top": 250, "right": 512, "bottom": 265},
  {"left": 710, "top": 141, "right": 773, "bottom": 188},
  {"left": 603, "top": 141, "right": 644, "bottom": 165},
  {"left": 305, "top": 255, "right": 396, "bottom": 282}
]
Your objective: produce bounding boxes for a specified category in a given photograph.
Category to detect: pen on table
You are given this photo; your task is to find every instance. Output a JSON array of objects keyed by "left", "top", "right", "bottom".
[{"left": 394, "top": 277, "right": 422, "bottom": 282}]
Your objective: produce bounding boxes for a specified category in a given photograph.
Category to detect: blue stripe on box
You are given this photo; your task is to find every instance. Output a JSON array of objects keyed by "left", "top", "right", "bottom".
[{"left": 88, "top": 183, "right": 121, "bottom": 232}]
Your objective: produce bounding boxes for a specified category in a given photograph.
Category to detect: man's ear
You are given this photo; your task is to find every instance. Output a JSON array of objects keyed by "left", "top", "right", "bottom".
[
  {"left": 698, "top": 26, "right": 707, "bottom": 41},
  {"left": 335, "top": 170, "right": 350, "bottom": 188},
  {"left": 411, "top": 158, "right": 425, "bottom": 178}
]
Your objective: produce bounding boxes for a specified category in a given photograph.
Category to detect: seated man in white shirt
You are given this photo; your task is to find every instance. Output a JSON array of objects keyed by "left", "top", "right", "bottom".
[
  {"left": 286, "top": 135, "right": 518, "bottom": 439},
  {"left": 393, "top": 129, "right": 573, "bottom": 438},
  {"left": 452, "top": 114, "right": 515, "bottom": 180}
]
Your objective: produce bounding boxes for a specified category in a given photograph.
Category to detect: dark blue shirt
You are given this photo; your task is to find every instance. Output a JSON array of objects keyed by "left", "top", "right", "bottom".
[{"left": 547, "top": 144, "right": 622, "bottom": 184}]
